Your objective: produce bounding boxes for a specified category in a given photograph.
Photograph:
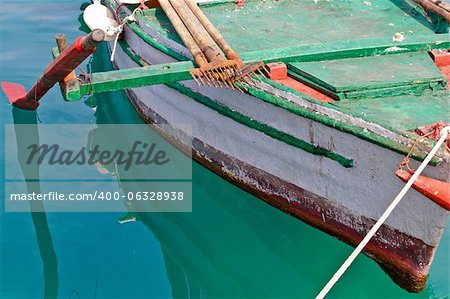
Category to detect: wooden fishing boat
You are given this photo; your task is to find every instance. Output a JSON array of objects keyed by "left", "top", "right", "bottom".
[
  {"left": 2, "top": 0, "right": 449, "bottom": 294},
  {"left": 91, "top": 0, "right": 450, "bottom": 292}
]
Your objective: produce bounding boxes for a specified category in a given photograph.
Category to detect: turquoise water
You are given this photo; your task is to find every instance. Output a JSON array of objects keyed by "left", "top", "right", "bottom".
[{"left": 0, "top": 1, "right": 449, "bottom": 298}]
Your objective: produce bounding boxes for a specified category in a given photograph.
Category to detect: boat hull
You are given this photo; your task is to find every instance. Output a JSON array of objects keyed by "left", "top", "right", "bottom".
[{"left": 105, "top": 13, "right": 449, "bottom": 292}]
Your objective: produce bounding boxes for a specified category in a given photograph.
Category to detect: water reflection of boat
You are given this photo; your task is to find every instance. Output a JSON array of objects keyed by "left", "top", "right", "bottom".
[{"left": 11, "top": 108, "right": 59, "bottom": 299}]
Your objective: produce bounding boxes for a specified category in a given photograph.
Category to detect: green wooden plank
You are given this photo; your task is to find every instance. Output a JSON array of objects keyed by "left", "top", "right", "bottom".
[
  {"left": 333, "top": 91, "right": 450, "bottom": 134},
  {"left": 342, "top": 80, "right": 445, "bottom": 99},
  {"left": 239, "top": 35, "right": 450, "bottom": 64},
  {"left": 288, "top": 67, "right": 445, "bottom": 100},
  {"left": 289, "top": 52, "right": 445, "bottom": 93},
  {"left": 65, "top": 61, "right": 195, "bottom": 100}
]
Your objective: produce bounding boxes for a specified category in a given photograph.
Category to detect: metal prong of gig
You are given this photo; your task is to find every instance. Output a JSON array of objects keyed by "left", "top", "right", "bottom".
[
  {"left": 214, "top": 70, "right": 225, "bottom": 88},
  {"left": 229, "top": 66, "right": 237, "bottom": 77},
  {"left": 202, "top": 71, "right": 213, "bottom": 87},
  {"left": 251, "top": 71, "right": 262, "bottom": 82},
  {"left": 238, "top": 80, "right": 250, "bottom": 91},
  {"left": 227, "top": 78, "right": 235, "bottom": 90},
  {"left": 245, "top": 75, "right": 257, "bottom": 85},
  {"left": 210, "top": 70, "right": 220, "bottom": 88},
  {"left": 211, "top": 72, "right": 221, "bottom": 88},
  {"left": 257, "top": 68, "right": 266, "bottom": 78},
  {"left": 208, "top": 72, "right": 219, "bottom": 88},
  {"left": 239, "top": 77, "right": 249, "bottom": 86},
  {"left": 220, "top": 74, "right": 230, "bottom": 88},
  {"left": 223, "top": 80, "right": 231, "bottom": 89},
  {"left": 216, "top": 78, "right": 224, "bottom": 88},
  {"left": 234, "top": 66, "right": 240, "bottom": 76},
  {"left": 222, "top": 67, "right": 232, "bottom": 80},
  {"left": 263, "top": 65, "right": 271, "bottom": 76},
  {"left": 234, "top": 82, "right": 245, "bottom": 93},
  {"left": 198, "top": 75, "right": 207, "bottom": 86},
  {"left": 192, "top": 75, "right": 201, "bottom": 86},
  {"left": 222, "top": 70, "right": 235, "bottom": 89},
  {"left": 218, "top": 71, "right": 230, "bottom": 88}
]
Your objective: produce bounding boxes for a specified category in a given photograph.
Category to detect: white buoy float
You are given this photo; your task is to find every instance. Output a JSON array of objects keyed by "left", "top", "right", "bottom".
[{"left": 83, "top": 0, "right": 120, "bottom": 41}]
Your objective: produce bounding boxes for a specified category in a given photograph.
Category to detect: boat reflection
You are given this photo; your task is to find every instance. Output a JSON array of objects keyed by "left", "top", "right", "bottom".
[{"left": 11, "top": 107, "right": 59, "bottom": 299}]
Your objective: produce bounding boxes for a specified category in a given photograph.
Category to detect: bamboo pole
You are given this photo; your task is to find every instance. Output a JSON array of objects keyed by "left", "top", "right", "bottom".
[
  {"left": 183, "top": 0, "right": 241, "bottom": 61},
  {"left": 158, "top": 0, "right": 208, "bottom": 67}
]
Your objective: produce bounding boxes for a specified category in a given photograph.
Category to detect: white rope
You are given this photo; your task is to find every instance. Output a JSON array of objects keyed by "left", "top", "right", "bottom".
[
  {"left": 316, "top": 126, "right": 450, "bottom": 299},
  {"left": 109, "top": 7, "right": 141, "bottom": 62},
  {"left": 110, "top": 29, "right": 122, "bottom": 62}
]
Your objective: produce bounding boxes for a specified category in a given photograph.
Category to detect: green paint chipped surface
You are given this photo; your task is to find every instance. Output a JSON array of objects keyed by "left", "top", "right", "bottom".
[
  {"left": 331, "top": 91, "right": 450, "bottom": 132},
  {"left": 142, "top": 0, "right": 436, "bottom": 52},
  {"left": 289, "top": 52, "right": 445, "bottom": 93}
]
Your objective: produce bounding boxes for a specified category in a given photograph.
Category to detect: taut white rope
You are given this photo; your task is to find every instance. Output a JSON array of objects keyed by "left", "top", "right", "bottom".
[
  {"left": 110, "top": 7, "right": 141, "bottom": 62},
  {"left": 316, "top": 126, "right": 450, "bottom": 299}
]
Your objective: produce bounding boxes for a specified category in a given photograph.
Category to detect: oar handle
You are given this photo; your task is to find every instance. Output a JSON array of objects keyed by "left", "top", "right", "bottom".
[
  {"left": 167, "top": 0, "right": 226, "bottom": 63},
  {"left": 411, "top": 0, "right": 450, "bottom": 22},
  {"left": 184, "top": 0, "right": 240, "bottom": 61},
  {"left": 158, "top": 0, "right": 208, "bottom": 67},
  {"left": 79, "top": 29, "right": 105, "bottom": 51},
  {"left": 10, "top": 29, "right": 105, "bottom": 110}
]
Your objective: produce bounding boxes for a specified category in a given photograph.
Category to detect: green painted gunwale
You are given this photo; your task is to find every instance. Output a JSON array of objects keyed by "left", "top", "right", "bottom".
[{"left": 103, "top": 0, "right": 449, "bottom": 164}]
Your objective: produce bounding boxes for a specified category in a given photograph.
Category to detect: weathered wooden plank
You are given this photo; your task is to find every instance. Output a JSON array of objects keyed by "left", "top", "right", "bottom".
[
  {"left": 240, "top": 35, "right": 450, "bottom": 64},
  {"left": 287, "top": 51, "right": 446, "bottom": 98},
  {"left": 65, "top": 60, "right": 195, "bottom": 100}
]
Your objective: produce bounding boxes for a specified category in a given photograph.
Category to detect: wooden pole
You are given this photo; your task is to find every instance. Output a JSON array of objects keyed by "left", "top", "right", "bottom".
[
  {"left": 429, "top": 0, "right": 450, "bottom": 11},
  {"left": 3, "top": 29, "right": 104, "bottom": 110},
  {"left": 158, "top": 0, "right": 208, "bottom": 67},
  {"left": 168, "top": 0, "right": 226, "bottom": 63},
  {"left": 183, "top": 0, "right": 241, "bottom": 61},
  {"left": 55, "top": 33, "right": 77, "bottom": 83},
  {"left": 412, "top": 0, "right": 450, "bottom": 22}
]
